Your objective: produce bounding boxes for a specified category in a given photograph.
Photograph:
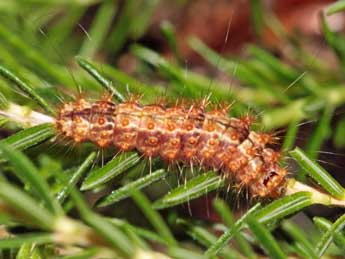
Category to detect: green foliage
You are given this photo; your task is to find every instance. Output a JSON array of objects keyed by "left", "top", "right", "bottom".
[
  {"left": 0, "top": 65, "right": 55, "bottom": 115},
  {"left": 290, "top": 147, "right": 345, "bottom": 198},
  {"left": 97, "top": 169, "right": 167, "bottom": 206},
  {"left": 246, "top": 216, "right": 287, "bottom": 259},
  {"left": 76, "top": 56, "right": 125, "bottom": 102},
  {"left": 0, "top": 1, "right": 345, "bottom": 258},
  {"left": 153, "top": 171, "right": 225, "bottom": 210},
  {"left": 327, "top": 0, "right": 345, "bottom": 15},
  {"left": 0, "top": 123, "right": 54, "bottom": 154},
  {"left": 282, "top": 221, "right": 318, "bottom": 259},
  {"left": 316, "top": 214, "right": 345, "bottom": 257},
  {"left": 81, "top": 153, "right": 141, "bottom": 191}
]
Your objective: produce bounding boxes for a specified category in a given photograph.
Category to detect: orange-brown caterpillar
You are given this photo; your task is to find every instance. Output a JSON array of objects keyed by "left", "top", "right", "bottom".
[{"left": 56, "top": 96, "right": 287, "bottom": 198}]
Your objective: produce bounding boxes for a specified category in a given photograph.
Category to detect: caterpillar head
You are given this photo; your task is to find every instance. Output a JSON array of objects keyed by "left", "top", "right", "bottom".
[{"left": 250, "top": 164, "right": 287, "bottom": 198}]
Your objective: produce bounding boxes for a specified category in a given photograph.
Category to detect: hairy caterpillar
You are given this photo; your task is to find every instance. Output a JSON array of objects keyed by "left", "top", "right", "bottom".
[{"left": 56, "top": 95, "right": 287, "bottom": 198}]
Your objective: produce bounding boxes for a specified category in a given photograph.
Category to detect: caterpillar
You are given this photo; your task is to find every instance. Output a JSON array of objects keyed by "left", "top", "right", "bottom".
[{"left": 56, "top": 95, "right": 287, "bottom": 198}]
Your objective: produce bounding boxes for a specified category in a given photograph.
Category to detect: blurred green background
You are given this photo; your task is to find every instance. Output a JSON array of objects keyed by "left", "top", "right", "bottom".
[{"left": 0, "top": 1, "right": 345, "bottom": 258}]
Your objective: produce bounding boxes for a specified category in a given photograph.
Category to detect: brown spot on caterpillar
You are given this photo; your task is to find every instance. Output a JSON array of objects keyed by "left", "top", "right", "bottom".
[
  {"left": 122, "top": 118, "right": 129, "bottom": 127},
  {"left": 148, "top": 136, "right": 159, "bottom": 146},
  {"left": 185, "top": 124, "right": 193, "bottom": 131},
  {"left": 147, "top": 122, "right": 155, "bottom": 130},
  {"left": 188, "top": 138, "right": 197, "bottom": 145},
  {"left": 206, "top": 124, "right": 215, "bottom": 132},
  {"left": 167, "top": 123, "right": 176, "bottom": 131},
  {"left": 98, "top": 118, "right": 105, "bottom": 125}
]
